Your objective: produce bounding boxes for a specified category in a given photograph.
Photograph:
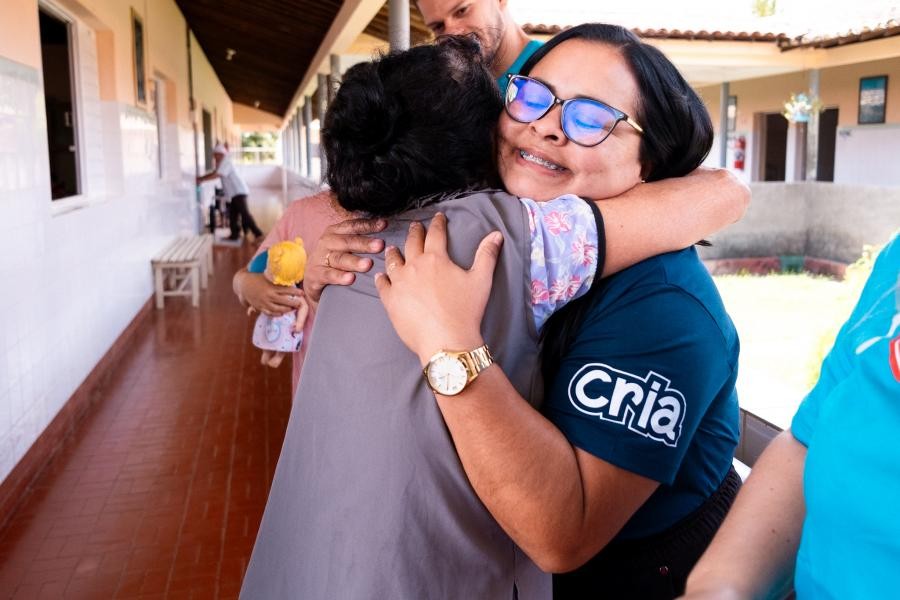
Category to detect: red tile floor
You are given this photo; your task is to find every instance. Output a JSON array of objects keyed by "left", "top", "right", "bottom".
[{"left": 0, "top": 243, "right": 291, "bottom": 599}]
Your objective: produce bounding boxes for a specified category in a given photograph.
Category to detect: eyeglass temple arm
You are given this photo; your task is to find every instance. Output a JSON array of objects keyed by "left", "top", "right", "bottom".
[{"left": 625, "top": 116, "right": 644, "bottom": 133}]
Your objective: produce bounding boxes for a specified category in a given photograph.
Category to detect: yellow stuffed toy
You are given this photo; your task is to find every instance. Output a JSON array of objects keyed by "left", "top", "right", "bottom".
[
  {"left": 251, "top": 238, "right": 310, "bottom": 368},
  {"left": 267, "top": 238, "right": 308, "bottom": 286}
]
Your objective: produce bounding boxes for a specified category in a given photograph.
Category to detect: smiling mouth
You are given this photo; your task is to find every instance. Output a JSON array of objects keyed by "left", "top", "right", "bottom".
[{"left": 519, "top": 150, "right": 566, "bottom": 172}]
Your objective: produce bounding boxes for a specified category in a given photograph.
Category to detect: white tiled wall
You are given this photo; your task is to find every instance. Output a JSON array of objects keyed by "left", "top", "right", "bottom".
[{"left": 0, "top": 34, "right": 195, "bottom": 483}]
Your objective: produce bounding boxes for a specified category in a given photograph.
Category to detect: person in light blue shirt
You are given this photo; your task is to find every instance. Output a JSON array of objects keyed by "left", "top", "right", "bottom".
[{"left": 684, "top": 231, "right": 900, "bottom": 599}]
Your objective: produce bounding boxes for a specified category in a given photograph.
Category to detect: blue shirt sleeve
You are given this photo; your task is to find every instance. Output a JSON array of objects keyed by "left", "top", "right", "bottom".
[
  {"left": 791, "top": 233, "right": 900, "bottom": 445},
  {"left": 543, "top": 283, "right": 736, "bottom": 485},
  {"left": 248, "top": 250, "right": 268, "bottom": 273}
]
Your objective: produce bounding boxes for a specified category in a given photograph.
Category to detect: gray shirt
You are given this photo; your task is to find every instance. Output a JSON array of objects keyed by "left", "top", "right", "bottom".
[{"left": 241, "top": 190, "right": 550, "bottom": 600}]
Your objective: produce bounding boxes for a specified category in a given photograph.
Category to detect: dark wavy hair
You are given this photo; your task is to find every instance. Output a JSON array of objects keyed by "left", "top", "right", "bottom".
[
  {"left": 527, "top": 24, "right": 715, "bottom": 380},
  {"left": 520, "top": 23, "right": 713, "bottom": 182},
  {"left": 322, "top": 35, "right": 502, "bottom": 216}
]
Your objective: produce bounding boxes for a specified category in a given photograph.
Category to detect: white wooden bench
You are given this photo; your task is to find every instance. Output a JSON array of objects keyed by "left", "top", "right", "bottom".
[{"left": 151, "top": 234, "right": 214, "bottom": 308}]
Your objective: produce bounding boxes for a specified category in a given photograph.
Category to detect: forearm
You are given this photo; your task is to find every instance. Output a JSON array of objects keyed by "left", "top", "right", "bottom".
[
  {"left": 432, "top": 365, "right": 595, "bottom": 571},
  {"left": 233, "top": 268, "right": 250, "bottom": 306},
  {"left": 685, "top": 431, "right": 806, "bottom": 599},
  {"left": 597, "top": 168, "right": 749, "bottom": 276}
]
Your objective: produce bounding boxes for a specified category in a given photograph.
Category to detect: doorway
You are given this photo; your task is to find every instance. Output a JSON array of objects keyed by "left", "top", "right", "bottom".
[
  {"left": 762, "top": 113, "right": 788, "bottom": 181},
  {"left": 817, "top": 108, "right": 839, "bottom": 182},
  {"left": 202, "top": 109, "right": 213, "bottom": 172},
  {"left": 39, "top": 8, "right": 80, "bottom": 200}
]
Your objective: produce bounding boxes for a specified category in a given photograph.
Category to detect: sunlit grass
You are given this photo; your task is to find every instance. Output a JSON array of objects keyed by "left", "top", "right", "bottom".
[{"left": 713, "top": 250, "right": 876, "bottom": 428}]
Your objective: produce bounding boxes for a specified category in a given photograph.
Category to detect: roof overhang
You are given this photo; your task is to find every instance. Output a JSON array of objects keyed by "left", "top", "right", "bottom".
[{"left": 175, "top": 0, "right": 345, "bottom": 118}]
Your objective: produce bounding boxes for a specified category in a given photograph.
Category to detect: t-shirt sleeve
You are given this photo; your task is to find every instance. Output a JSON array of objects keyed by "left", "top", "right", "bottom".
[
  {"left": 520, "top": 195, "right": 601, "bottom": 331},
  {"left": 792, "top": 232, "right": 900, "bottom": 445},
  {"left": 248, "top": 250, "right": 268, "bottom": 274},
  {"left": 543, "top": 284, "right": 735, "bottom": 485}
]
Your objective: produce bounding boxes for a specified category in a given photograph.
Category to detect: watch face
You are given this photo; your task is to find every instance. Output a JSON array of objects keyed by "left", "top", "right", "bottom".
[{"left": 426, "top": 354, "right": 469, "bottom": 395}]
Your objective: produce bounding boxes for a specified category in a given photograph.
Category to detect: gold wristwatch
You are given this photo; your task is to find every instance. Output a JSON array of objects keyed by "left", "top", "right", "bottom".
[{"left": 423, "top": 344, "right": 493, "bottom": 396}]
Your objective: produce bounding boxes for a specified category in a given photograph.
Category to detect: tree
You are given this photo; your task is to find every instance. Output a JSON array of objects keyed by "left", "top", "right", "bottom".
[{"left": 752, "top": 0, "right": 776, "bottom": 17}]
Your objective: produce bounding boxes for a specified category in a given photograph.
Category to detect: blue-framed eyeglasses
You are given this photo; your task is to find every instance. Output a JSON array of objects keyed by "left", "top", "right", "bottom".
[{"left": 504, "top": 74, "right": 644, "bottom": 147}]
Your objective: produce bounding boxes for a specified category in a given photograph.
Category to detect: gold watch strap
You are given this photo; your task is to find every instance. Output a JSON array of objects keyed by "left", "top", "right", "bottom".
[{"left": 461, "top": 345, "right": 493, "bottom": 381}]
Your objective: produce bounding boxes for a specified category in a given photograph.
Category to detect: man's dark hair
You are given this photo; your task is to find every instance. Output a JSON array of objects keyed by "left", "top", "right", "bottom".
[
  {"left": 322, "top": 35, "right": 502, "bottom": 216},
  {"left": 521, "top": 23, "right": 713, "bottom": 182}
]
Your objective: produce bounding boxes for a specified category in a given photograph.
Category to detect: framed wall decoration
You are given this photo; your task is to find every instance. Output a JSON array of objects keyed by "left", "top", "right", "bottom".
[{"left": 858, "top": 75, "right": 887, "bottom": 124}]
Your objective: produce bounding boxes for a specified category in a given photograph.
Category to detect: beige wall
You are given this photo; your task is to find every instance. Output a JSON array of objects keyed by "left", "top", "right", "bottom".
[
  {"left": 2, "top": 0, "right": 235, "bottom": 141},
  {"left": 697, "top": 71, "right": 811, "bottom": 136},
  {"left": 190, "top": 34, "right": 235, "bottom": 146},
  {"left": 0, "top": 0, "right": 41, "bottom": 68},
  {"left": 701, "top": 57, "right": 900, "bottom": 131},
  {"left": 697, "top": 53, "right": 900, "bottom": 185},
  {"left": 234, "top": 103, "right": 283, "bottom": 132},
  {"left": 821, "top": 56, "right": 900, "bottom": 127}
]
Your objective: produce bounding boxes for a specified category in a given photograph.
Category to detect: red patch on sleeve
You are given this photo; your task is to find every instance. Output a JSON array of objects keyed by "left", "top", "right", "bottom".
[{"left": 890, "top": 336, "right": 900, "bottom": 383}]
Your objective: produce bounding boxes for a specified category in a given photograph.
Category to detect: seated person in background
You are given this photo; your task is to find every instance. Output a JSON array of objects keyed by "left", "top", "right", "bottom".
[{"left": 683, "top": 231, "right": 900, "bottom": 600}]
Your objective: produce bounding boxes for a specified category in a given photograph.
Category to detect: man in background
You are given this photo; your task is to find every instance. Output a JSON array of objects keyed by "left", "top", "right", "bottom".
[
  {"left": 197, "top": 143, "right": 263, "bottom": 242},
  {"left": 416, "top": 0, "right": 541, "bottom": 93}
]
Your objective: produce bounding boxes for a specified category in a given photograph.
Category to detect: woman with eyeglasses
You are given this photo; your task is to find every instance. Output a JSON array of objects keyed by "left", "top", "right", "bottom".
[
  {"left": 242, "top": 27, "right": 742, "bottom": 600},
  {"left": 374, "top": 24, "right": 742, "bottom": 599}
]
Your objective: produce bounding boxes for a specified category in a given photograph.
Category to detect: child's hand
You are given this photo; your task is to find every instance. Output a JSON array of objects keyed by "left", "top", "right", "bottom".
[{"left": 236, "top": 271, "right": 304, "bottom": 316}]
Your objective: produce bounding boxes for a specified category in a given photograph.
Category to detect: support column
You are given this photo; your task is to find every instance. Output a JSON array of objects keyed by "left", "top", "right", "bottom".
[
  {"left": 317, "top": 73, "right": 329, "bottom": 182},
  {"left": 805, "top": 69, "right": 821, "bottom": 182},
  {"left": 719, "top": 81, "right": 730, "bottom": 168},
  {"left": 328, "top": 54, "right": 341, "bottom": 103},
  {"left": 785, "top": 121, "right": 807, "bottom": 182},
  {"left": 284, "top": 118, "right": 293, "bottom": 170},
  {"left": 303, "top": 97, "right": 313, "bottom": 179},
  {"left": 296, "top": 106, "right": 306, "bottom": 178},
  {"left": 389, "top": 0, "right": 410, "bottom": 51}
]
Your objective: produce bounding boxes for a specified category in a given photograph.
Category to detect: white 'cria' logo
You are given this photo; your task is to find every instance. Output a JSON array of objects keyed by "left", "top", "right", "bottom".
[{"left": 568, "top": 363, "right": 685, "bottom": 447}]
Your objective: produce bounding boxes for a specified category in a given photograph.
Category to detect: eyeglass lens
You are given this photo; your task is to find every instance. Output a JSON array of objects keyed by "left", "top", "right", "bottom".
[{"left": 505, "top": 76, "right": 620, "bottom": 146}]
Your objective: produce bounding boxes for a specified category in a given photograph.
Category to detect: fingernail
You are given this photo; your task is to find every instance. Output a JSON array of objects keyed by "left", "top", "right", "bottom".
[
  {"left": 491, "top": 231, "right": 503, "bottom": 243},
  {"left": 376, "top": 219, "right": 387, "bottom": 228},
  {"left": 385, "top": 245, "right": 396, "bottom": 253}
]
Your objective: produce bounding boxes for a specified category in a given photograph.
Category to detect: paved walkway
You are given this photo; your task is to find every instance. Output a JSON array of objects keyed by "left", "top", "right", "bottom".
[{"left": 0, "top": 243, "right": 292, "bottom": 599}]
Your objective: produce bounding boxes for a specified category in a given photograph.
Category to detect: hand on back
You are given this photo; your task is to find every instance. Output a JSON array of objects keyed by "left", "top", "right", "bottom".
[{"left": 303, "top": 217, "right": 387, "bottom": 302}]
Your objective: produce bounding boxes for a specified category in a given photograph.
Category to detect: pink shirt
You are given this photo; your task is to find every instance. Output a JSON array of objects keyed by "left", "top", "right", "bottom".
[{"left": 254, "top": 190, "right": 347, "bottom": 393}]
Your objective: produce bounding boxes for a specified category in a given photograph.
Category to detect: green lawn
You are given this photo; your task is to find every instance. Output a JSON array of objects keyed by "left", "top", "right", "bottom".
[{"left": 714, "top": 270, "right": 868, "bottom": 428}]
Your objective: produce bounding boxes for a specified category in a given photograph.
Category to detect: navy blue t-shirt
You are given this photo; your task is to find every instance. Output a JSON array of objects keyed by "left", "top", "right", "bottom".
[{"left": 542, "top": 247, "right": 740, "bottom": 539}]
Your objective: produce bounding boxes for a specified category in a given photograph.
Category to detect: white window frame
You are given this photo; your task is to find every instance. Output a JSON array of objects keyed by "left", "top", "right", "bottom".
[{"left": 40, "top": 0, "right": 90, "bottom": 215}]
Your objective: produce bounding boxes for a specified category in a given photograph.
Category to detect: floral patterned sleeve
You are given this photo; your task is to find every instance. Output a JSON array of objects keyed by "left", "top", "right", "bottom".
[{"left": 520, "top": 194, "right": 601, "bottom": 332}]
